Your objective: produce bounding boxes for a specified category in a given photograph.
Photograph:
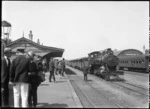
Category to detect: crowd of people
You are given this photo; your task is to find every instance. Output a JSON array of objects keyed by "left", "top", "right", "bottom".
[
  {"left": 1, "top": 47, "right": 66, "bottom": 108},
  {"left": 49, "top": 58, "right": 66, "bottom": 82}
]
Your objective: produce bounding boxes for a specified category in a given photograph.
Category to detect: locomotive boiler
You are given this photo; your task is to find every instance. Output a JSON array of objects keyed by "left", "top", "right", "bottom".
[{"left": 88, "top": 48, "right": 124, "bottom": 80}]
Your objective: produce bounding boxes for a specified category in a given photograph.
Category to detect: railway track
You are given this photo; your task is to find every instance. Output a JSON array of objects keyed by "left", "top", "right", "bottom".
[
  {"left": 124, "top": 81, "right": 148, "bottom": 90},
  {"left": 112, "top": 82, "right": 148, "bottom": 96},
  {"left": 68, "top": 66, "right": 149, "bottom": 92},
  {"left": 66, "top": 66, "right": 149, "bottom": 108},
  {"left": 69, "top": 77, "right": 123, "bottom": 108},
  {"left": 84, "top": 81, "right": 124, "bottom": 108},
  {"left": 70, "top": 80, "right": 96, "bottom": 108},
  {"left": 67, "top": 66, "right": 148, "bottom": 97},
  {"left": 89, "top": 73, "right": 149, "bottom": 96}
]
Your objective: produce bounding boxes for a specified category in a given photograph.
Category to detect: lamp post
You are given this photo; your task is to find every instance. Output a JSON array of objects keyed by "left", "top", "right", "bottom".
[{"left": 2, "top": 20, "right": 12, "bottom": 45}]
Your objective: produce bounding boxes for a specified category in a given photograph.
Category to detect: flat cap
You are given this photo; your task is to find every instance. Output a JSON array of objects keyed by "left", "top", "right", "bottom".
[{"left": 4, "top": 48, "right": 12, "bottom": 53}]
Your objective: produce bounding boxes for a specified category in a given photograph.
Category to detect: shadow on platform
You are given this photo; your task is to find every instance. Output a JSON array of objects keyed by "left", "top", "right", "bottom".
[
  {"left": 65, "top": 69, "right": 76, "bottom": 75},
  {"left": 53, "top": 81, "right": 66, "bottom": 83},
  {"left": 40, "top": 84, "right": 49, "bottom": 86},
  {"left": 37, "top": 103, "right": 68, "bottom": 108},
  {"left": 85, "top": 79, "right": 92, "bottom": 82}
]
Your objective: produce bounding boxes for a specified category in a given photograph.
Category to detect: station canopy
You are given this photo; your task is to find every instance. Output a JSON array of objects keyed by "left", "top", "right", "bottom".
[{"left": 6, "top": 37, "right": 64, "bottom": 59}]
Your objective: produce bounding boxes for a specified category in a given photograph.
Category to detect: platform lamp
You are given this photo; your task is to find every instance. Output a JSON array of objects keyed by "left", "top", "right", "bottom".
[{"left": 2, "top": 20, "right": 12, "bottom": 45}]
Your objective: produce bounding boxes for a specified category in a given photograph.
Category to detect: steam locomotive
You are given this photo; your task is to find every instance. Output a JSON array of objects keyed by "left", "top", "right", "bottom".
[{"left": 68, "top": 48, "right": 124, "bottom": 81}]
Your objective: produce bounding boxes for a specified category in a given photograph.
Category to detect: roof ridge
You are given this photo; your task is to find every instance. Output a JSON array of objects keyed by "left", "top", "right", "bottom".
[{"left": 6, "top": 37, "right": 64, "bottom": 51}]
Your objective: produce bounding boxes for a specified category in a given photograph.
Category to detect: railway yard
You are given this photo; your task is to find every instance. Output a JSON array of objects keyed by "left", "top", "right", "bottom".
[{"left": 65, "top": 66, "right": 149, "bottom": 108}]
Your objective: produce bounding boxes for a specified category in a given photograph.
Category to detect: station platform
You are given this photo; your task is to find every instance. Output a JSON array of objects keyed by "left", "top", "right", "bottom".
[{"left": 36, "top": 72, "right": 82, "bottom": 108}]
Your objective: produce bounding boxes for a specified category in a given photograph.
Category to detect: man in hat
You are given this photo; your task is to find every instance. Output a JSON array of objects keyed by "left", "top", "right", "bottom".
[
  {"left": 1, "top": 48, "right": 12, "bottom": 107},
  {"left": 61, "top": 58, "right": 66, "bottom": 77},
  {"left": 9, "top": 50, "right": 34, "bottom": 108},
  {"left": 49, "top": 57, "right": 55, "bottom": 82}
]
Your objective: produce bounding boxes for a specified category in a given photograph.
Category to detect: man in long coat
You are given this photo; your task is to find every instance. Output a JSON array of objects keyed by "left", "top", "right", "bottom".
[{"left": 1, "top": 48, "right": 12, "bottom": 107}]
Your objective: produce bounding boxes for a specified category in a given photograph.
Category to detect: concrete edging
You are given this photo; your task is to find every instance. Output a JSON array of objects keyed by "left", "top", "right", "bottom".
[{"left": 65, "top": 73, "right": 83, "bottom": 108}]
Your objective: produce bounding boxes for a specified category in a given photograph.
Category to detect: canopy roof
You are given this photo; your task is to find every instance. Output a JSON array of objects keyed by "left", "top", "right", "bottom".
[{"left": 6, "top": 37, "right": 64, "bottom": 58}]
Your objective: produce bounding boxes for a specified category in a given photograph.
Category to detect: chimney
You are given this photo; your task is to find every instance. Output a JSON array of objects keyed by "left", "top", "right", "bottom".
[
  {"left": 37, "top": 38, "right": 40, "bottom": 44},
  {"left": 29, "top": 30, "right": 33, "bottom": 41}
]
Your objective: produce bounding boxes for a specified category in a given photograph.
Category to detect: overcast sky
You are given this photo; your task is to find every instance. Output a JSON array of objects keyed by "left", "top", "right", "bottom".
[{"left": 2, "top": 1, "right": 149, "bottom": 60}]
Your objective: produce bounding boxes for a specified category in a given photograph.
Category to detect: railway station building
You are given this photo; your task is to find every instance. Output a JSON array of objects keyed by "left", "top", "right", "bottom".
[{"left": 6, "top": 31, "right": 64, "bottom": 62}]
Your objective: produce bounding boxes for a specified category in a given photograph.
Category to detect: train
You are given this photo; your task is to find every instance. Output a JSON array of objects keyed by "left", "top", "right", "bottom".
[
  {"left": 68, "top": 48, "right": 124, "bottom": 81},
  {"left": 68, "top": 48, "right": 149, "bottom": 80}
]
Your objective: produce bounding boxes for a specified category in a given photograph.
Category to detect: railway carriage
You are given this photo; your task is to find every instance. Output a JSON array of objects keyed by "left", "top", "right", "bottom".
[
  {"left": 69, "top": 57, "right": 88, "bottom": 70},
  {"left": 118, "top": 54, "right": 149, "bottom": 72},
  {"left": 78, "top": 57, "right": 88, "bottom": 70}
]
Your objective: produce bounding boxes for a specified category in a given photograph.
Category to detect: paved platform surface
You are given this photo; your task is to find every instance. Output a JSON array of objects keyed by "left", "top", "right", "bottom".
[{"left": 36, "top": 72, "right": 82, "bottom": 108}]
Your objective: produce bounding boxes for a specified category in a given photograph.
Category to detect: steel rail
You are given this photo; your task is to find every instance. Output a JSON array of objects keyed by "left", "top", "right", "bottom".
[
  {"left": 89, "top": 73, "right": 148, "bottom": 96},
  {"left": 74, "top": 76, "right": 124, "bottom": 108},
  {"left": 70, "top": 80, "right": 96, "bottom": 108},
  {"left": 112, "top": 82, "right": 148, "bottom": 96},
  {"left": 124, "top": 81, "right": 148, "bottom": 90},
  {"left": 85, "top": 81, "right": 124, "bottom": 108},
  {"left": 67, "top": 67, "right": 148, "bottom": 107}
]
